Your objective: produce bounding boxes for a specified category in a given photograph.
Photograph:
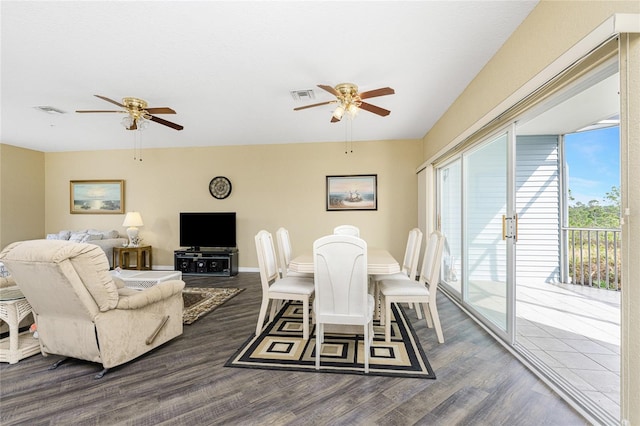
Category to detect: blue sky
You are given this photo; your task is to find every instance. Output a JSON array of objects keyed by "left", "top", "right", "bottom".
[{"left": 564, "top": 126, "right": 620, "bottom": 206}]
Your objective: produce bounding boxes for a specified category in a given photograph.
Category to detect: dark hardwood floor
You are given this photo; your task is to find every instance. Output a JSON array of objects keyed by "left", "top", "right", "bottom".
[{"left": 0, "top": 273, "right": 587, "bottom": 425}]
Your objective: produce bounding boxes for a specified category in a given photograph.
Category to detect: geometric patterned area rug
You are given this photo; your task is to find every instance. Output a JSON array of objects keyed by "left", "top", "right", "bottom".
[
  {"left": 225, "top": 301, "right": 436, "bottom": 378},
  {"left": 182, "top": 287, "right": 244, "bottom": 325}
]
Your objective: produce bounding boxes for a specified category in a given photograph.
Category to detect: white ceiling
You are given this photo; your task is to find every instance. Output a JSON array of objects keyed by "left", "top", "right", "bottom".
[{"left": 1, "top": 1, "right": 540, "bottom": 153}]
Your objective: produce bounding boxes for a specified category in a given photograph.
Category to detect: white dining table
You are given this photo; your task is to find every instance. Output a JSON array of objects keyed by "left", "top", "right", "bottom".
[{"left": 288, "top": 248, "right": 401, "bottom": 275}]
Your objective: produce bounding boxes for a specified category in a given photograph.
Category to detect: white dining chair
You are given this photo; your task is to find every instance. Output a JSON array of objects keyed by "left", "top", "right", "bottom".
[
  {"left": 313, "top": 234, "right": 374, "bottom": 373},
  {"left": 378, "top": 230, "right": 445, "bottom": 343},
  {"left": 255, "top": 230, "right": 314, "bottom": 340},
  {"left": 333, "top": 225, "right": 360, "bottom": 237},
  {"left": 372, "top": 227, "right": 422, "bottom": 316},
  {"left": 275, "top": 227, "right": 313, "bottom": 279}
]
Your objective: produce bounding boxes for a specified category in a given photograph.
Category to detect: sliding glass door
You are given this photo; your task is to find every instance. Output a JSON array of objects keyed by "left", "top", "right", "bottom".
[
  {"left": 438, "top": 159, "right": 462, "bottom": 295},
  {"left": 438, "top": 129, "right": 515, "bottom": 338},
  {"left": 464, "top": 132, "right": 511, "bottom": 333}
]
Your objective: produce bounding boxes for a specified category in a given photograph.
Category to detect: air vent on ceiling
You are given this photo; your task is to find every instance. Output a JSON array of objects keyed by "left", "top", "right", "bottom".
[
  {"left": 290, "top": 89, "right": 315, "bottom": 101},
  {"left": 34, "top": 106, "right": 66, "bottom": 114}
]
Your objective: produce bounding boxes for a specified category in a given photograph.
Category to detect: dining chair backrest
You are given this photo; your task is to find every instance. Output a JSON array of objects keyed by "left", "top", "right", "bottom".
[
  {"left": 255, "top": 230, "right": 280, "bottom": 290},
  {"left": 275, "top": 227, "right": 294, "bottom": 277},
  {"left": 418, "top": 230, "right": 445, "bottom": 300},
  {"left": 401, "top": 228, "right": 423, "bottom": 280},
  {"left": 333, "top": 225, "right": 360, "bottom": 237},
  {"left": 313, "top": 234, "right": 368, "bottom": 325}
]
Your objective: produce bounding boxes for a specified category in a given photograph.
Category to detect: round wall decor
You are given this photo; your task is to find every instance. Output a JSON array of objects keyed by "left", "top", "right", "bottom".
[{"left": 209, "top": 176, "right": 232, "bottom": 199}]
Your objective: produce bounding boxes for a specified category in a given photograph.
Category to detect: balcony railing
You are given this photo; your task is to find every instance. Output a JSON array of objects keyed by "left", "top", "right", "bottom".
[{"left": 565, "top": 227, "right": 621, "bottom": 291}]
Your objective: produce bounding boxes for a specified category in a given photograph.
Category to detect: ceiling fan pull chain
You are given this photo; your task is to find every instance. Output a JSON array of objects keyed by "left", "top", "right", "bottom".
[
  {"left": 132, "top": 131, "right": 137, "bottom": 161},
  {"left": 343, "top": 117, "right": 353, "bottom": 154},
  {"left": 345, "top": 119, "right": 349, "bottom": 154},
  {"left": 349, "top": 119, "right": 353, "bottom": 153},
  {"left": 133, "top": 127, "right": 143, "bottom": 161}
]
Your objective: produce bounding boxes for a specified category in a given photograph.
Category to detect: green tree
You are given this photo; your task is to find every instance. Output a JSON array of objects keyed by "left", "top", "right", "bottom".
[{"left": 568, "top": 186, "right": 620, "bottom": 229}]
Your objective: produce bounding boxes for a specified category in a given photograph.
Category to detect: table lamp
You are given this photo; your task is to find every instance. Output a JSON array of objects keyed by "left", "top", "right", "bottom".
[{"left": 122, "top": 212, "right": 144, "bottom": 247}]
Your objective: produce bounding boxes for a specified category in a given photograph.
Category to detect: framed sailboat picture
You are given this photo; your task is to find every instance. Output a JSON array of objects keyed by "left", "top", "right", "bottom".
[{"left": 326, "top": 175, "right": 377, "bottom": 211}]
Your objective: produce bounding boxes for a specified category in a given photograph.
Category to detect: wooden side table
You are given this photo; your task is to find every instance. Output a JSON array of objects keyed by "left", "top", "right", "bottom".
[{"left": 113, "top": 246, "right": 152, "bottom": 270}]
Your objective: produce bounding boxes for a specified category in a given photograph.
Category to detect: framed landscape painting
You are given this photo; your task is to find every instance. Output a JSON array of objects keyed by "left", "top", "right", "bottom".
[
  {"left": 326, "top": 174, "right": 377, "bottom": 211},
  {"left": 70, "top": 180, "right": 125, "bottom": 214}
]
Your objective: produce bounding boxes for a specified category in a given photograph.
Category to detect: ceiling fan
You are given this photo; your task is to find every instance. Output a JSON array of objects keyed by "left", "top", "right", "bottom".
[
  {"left": 76, "top": 95, "right": 184, "bottom": 131},
  {"left": 294, "top": 83, "right": 394, "bottom": 122}
]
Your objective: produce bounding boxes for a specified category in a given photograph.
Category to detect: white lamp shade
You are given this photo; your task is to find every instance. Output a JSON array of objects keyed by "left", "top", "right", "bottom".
[
  {"left": 121, "top": 116, "right": 134, "bottom": 129},
  {"left": 138, "top": 118, "right": 149, "bottom": 131},
  {"left": 122, "top": 212, "right": 144, "bottom": 227},
  {"left": 333, "top": 104, "right": 345, "bottom": 120},
  {"left": 123, "top": 212, "right": 144, "bottom": 247}
]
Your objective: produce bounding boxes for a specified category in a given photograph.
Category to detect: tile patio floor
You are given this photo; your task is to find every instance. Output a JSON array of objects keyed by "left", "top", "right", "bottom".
[{"left": 515, "top": 280, "right": 621, "bottom": 423}]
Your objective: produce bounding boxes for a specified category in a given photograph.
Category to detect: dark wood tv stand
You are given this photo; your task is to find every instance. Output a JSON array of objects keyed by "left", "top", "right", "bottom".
[{"left": 174, "top": 248, "right": 238, "bottom": 276}]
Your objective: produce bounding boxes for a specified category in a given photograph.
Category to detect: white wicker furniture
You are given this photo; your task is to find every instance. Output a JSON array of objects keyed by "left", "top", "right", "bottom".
[
  {"left": 110, "top": 270, "right": 182, "bottom": 290},
  {"left": 0, "top": 286, "right": 40, "bottom": 364}
]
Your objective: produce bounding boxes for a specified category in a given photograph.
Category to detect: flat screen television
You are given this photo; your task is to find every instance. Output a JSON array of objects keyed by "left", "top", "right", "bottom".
[{"left": 179, "top": 212, "right": 236, "bottom": 250}]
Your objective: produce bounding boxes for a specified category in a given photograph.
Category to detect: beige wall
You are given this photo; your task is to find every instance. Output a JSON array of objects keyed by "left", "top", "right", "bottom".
[
  {"left": 620, "top": 31, "right": 640, "bottom": 426},
  {"left": 0, "top": 144, "right": 45, "bottom": 248},
  {"left": 44, "top": 139, "right": 421, "bottom": 268}
]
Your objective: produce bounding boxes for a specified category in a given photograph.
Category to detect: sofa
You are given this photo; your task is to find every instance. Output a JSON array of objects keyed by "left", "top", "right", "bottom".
[
  {"left": 0, "top": 240, "right": 184, "bottom": 377},
  {"left": 46, "top": 229, "right": 128, "bottom": 268}
]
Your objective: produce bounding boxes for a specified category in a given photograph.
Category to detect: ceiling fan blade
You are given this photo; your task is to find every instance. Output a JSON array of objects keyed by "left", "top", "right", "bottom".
[
  {"left": 145, "top": 107, "right": 176, "bottom": 114},
  {"left": 293, "top": 101, "right": 335, "bottom": 111},
  {"left": 128, "top": 120, "right": 137, "bottom": 131},
  {"left": 317, "top": 84, "right": 340, "bottom": 97},
  {"left": 94, "top": 95, "right": 125, "bottom": 108},
  {"left": 149, "top": 115, "right": 184, "bottom": 131},
  {"left": 359, "top": 101, "right": 391, "bottom": 117},
  {"left": 75, "top": 110, "right": 123, "bottom": 113},
  {"left": 330, "top": 116, "right": 342, "bottom": 123},
  {"left": 359, "top": 87, "right": 395, "bottom": 99}
]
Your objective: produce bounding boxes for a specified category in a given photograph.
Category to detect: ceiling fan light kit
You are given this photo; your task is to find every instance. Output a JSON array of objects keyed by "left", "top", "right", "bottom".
[
  {"left": 76, "top": 95, "right": 184, "bottom": 131},
  {"left": 294, "top": 82, "right": 394, "bottom": 123}
]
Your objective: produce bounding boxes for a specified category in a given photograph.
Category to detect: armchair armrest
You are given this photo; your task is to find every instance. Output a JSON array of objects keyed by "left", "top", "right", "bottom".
[
  {"left": 116, "top": 280, "right": 185, "bottom": 310},
  {"left": 112, "top": 276, "right": 126, "bottom": 289}
]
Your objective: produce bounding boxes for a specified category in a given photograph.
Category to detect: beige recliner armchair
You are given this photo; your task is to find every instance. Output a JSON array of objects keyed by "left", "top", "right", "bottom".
[{"left": 0, "top": 240, "right": 185, "bottom": 378}]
